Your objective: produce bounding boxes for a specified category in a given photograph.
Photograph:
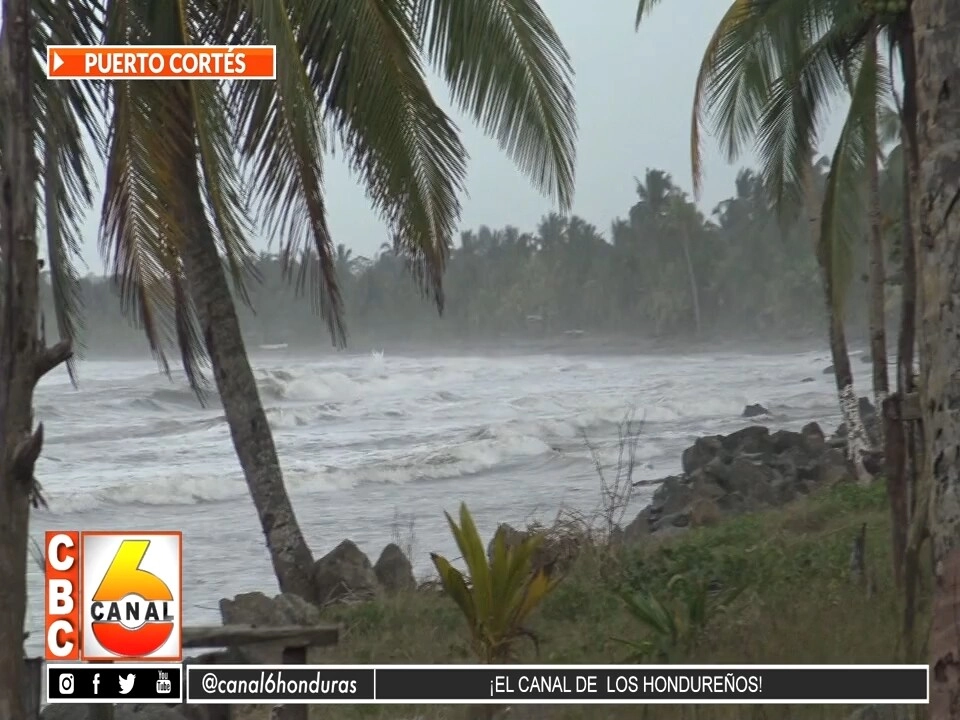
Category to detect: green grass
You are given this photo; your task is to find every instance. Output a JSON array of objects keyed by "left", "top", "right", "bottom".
[{"left": 299, "top": 482, "right": 929, "bottom": 720}]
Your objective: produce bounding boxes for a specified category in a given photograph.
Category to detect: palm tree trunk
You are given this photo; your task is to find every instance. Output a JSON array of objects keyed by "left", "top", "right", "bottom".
[
  {"left": 886, "top": 96, "right": 918, "bottom": 593},
  {"left": 896, "top": 22, "right": 922, "bottom": 637},
  {"left": 866, "top": 129, "right": 889, "bottom": 414},
  {"left": 913, "top": 0, "right": 960, "bottom": 716},
  {"left": 174, "top": 102, "right": 316, "bottom": 600},
  {"left": 804, "top": 158, "right": 871, "bottom": 482},
  {"left": 0, "top": 3, "right": 70, "bottom": 717},
  {"left": 679, "top": 230, "right": 702, "bottom": 335}
]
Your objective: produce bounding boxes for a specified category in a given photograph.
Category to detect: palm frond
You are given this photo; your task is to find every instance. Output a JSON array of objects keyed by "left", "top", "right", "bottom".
[
  {"left": 689, "top": 0, "right": 768, "bottom": 198},
  {"left": 752, "top": 1, "right": 864, "bottom": 217},
  {"left": 40, "top": 109, "right": 86, "bottom": 383},
  {"left": 877, "top": 101, "right": 900, "bottom": 147},
  {"left": 175, "top": 0, "right": 259, "bottom": 308},
  {"left": 224, "top": 0, "right": 344, "bottom": 345},
  {"left": 25, "top": 0, "right": 107, "bottom": 383},
  {"left": 99, "top": 70, "right": 208, "bottom": 397},
  {"left": 296, "top": 0, "right": 467, "bottom": 311},
  {"left": 416, "top": 0, "right": 577, "bottom": 211},
  {"left": 635, "top": 0, "right": 668, "bottom": 28},
  {"left": 818, "top": 27, "right": 888, "bottom": 313}
]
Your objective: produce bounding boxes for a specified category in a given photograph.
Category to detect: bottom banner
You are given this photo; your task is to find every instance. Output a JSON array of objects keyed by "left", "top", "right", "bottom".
[{"left": 185, "top": 665, "right": 929, "bottom": 705}]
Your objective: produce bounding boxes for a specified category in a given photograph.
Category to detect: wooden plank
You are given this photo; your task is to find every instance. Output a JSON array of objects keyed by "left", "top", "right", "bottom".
[
  {"left": 182, "top": 624, "right": 339, "bottom": 649},
  {"left": 21, "top": 657, "right": 42, "bottom": 720}
]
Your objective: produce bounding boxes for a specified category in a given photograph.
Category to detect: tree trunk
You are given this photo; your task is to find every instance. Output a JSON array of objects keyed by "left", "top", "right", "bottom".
[
  {"left": 679, "top": 230, "right": 701, "bottom": 335},
  {"left": 913, "top": 0, "right": 960, "bottom": 717},
  {"left": 897, "top": 18, "right": 925, "bottom": 647},
  {"left": 804, "top": 158, "right": 871, "bottom": 482},
  {"left": 0, "top": 3, "right": 71, "bottom": 718},
  {"left": 866, "top": 120, "right": 889, "bottom": 414},
  {"left": 173, "top": 93, "right": 316, "bottom": 601},
  {"left": 886, "top": 43, "right": 920, "bottom": 593}
]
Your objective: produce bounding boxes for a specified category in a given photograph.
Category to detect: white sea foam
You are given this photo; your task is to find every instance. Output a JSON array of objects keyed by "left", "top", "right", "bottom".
[{"left": 24, "top": 346, "right": 872, "bottom": 652}]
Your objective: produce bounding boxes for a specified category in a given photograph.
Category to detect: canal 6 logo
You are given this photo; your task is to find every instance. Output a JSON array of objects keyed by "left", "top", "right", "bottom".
[{"left": 82, "top": 532, "right": 182, "bottom": 661}]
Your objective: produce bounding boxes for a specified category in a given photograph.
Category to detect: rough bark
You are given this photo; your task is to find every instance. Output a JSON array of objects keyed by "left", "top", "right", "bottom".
[
  {"left": 173, "top": 91, "right": 316, "bottom": 601},
  {"left": 0, "top": 2, "right": 71, "bottom": 718},
  {"left": 804, "top": 158, "right": 871, "bottom": 482},
  {"left": 912, "top": 0, "right": 960, "bottom": 716},
  {"left": 887, "top": 34, "right": 921, "bottom": 593},
  {"left": 866, "top": 112, "right": 890, "bottom": 413}
]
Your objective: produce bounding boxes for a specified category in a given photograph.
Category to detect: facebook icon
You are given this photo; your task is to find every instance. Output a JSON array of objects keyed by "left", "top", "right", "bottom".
[{"left": 92, "top": 673, "right": 99, "bottom": 695}]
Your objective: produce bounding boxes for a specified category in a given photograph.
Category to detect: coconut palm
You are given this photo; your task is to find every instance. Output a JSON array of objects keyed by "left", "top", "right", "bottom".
[
  {"left": 635, "top": 0, "right": 913, "bottom": 484},
  {"left": 85, "top": 0, "right": 576, "bottom": 599}
]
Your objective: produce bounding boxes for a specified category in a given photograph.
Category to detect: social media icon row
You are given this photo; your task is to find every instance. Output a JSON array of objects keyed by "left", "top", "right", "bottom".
[{"left": 58, "top": 672, "right": 141, "bottom": 694}]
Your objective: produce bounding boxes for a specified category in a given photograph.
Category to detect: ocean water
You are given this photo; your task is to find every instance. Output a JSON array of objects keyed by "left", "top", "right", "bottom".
[{"left": 24, "top": 344, "right": 870, "bottom": 654}]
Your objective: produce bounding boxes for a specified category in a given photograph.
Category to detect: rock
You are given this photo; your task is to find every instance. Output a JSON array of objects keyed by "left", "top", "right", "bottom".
[
  {"left": 486, "top": 523, "right": 528, "bottom": 559},
  {"left": 728, "top": 457, "right": 779, "bottom": 505},
  {"left": 818, "top": 448, "right": 851, "bottom": 485},
  {"left": 218, "top": 590, "right": 324, "bottom": 664},
  {"left": 487, "top": 523, "right": 579, "bottom": 575},
  {"left": 681, "top": 435, "right": 724, "bottom": 474},
  {"left": 623, "top": 415, "right": 882, "bottom": 542},
  {"left": 742, "top": 403, "right": 769, "bottom": 418},
  {"left": 801, "top": 421, "right": 826, "bottom": 447},
  {"left": 860, "top": 353, "right": 874, "bottom": 364},
  {"left": 648, "top": 475, "right": 695, "bottom": 516},
  {"left": 220, "top": 590, "right": 322, "bottom": 626},
  {"left": 623, "top": 507, "right": 654, "bottom": 542},
  {"left": 374, "top": 543, "right": 416, "bottom": 594},
  {"left": 312, "top": 539, "right": 378, "bottom": 605},
  {"left": 823, "top": 364, "right": 835, "bottom": 374},
  {"left": 801, "top": 376, "right": 815, "bottom": 383},
  {"left": 689, "top": 497, "right": 722, "bottom": 527},
  {"left": 721, "top": 425, "right": 772, "bottom": 455}
]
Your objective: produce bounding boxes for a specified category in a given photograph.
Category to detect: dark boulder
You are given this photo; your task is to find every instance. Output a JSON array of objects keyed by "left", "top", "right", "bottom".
[
  {"left": 312, "top": 539, "right": 378, "bottom": 605},
  {"left": 374, "top": 543, "right": 416, "bottom": 594},
  {"left": 623, "top": 417, "right": 870, "bottom": 542},
  {"left": 742, "top": 403, "right": 770, "bottom": 418}
]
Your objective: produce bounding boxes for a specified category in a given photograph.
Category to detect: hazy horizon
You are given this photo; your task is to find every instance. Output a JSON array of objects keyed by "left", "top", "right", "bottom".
[{"left": 51, "top": 0, "right": 845, "bottom": 276}]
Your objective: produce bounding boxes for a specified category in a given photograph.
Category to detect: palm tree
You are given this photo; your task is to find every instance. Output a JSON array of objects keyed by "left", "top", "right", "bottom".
[
  {"left": 911, "top": 0, "right": 960, "bottom": 715},
  {"left": 0, "top": 1, "right": 99, "bottom": 717},
  {"left": 634, "top": 0, "right": 911, "bottom": 483},
  {"left": 90, "top": 0, "right": 577, "bottom": 598}
]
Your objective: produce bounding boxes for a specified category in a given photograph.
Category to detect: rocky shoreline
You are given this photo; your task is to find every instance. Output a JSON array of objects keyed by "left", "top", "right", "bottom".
[
  {"left": 621, "top": 396, "right": 881, "bottom": 542},
  {"left": 39, "top": 397, "right": 888, "bottom": 720},
  {"left": 236, "top": 396, "right": 887, "bottom": 606}
]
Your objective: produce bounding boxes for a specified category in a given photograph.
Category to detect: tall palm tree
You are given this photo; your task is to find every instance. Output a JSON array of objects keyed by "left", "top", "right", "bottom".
[
  {"left": 634, "top": 0, "right": 906, "bottom": 483},
  {"left": 911, "top": 0, "right": 960, "bottom": 715},
  {"left": 89, "top": 0, "right": 577, "bottom": 598}
]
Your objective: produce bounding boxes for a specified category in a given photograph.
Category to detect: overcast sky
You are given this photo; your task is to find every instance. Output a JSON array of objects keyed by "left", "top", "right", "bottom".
[{"left": 58, "top": 0, "right": 842, "bottom": 274}]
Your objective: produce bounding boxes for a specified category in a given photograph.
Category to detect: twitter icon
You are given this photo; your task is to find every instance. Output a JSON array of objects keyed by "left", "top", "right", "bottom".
[{"left": 118, "top": 673, "right": 136, "bottom": 695}]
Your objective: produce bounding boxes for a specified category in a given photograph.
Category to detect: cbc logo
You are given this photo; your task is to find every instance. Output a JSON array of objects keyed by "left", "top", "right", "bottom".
[{"left": 58, "top": 673, "right": 75, "bottom": 694}]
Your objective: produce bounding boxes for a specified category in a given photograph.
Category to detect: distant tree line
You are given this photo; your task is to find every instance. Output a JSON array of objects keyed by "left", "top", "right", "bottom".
[{"left": 43, "top": 162, "right": 901, "bottom": 358}]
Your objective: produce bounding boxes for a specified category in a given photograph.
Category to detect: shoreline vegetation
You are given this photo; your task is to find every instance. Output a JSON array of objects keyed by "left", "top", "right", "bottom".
[
  {"left": 42, "top": 410, "right": 923, "bottom": 720},
  {"left": 40, "top": 164, "right": 899, "bottom": 366}
]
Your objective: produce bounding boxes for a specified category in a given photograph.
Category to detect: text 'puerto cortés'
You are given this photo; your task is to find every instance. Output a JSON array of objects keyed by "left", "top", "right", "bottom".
[{"left": 45, "top": 45, "right": 276, "bottom": 80}]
